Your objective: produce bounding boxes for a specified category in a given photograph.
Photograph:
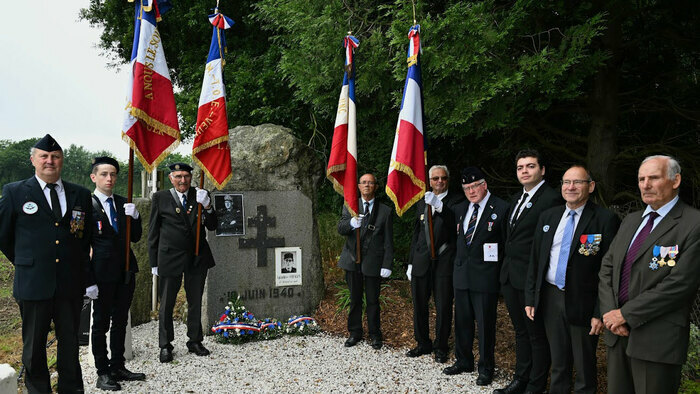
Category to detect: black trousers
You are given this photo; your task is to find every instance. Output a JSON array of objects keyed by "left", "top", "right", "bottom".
[
  {"left": 345, "top": 269, "right": 382, "bottom": 339},
  {"left": 454, "top": 288, "right": 498, "bottom": 375},
  {"left": 541, "top": 283, "right": 598, "bottom": 394},
  {"left": 18, "top": 297, "right": 84, "bottom": 394},
  {"left": 159, "top": 267, "right": 208, "bottom": 349},
  {"left": 411, "top": 271, "right": 453, "bottom": 352},
  {"left": 501, "top": 281, "right": 550, "bottom": 391},
  {"left": 91, "top": 275, "right": 135, "bottom": 375},
  {"left": 607, "top": 336, "right": 682, "bottom": 394}
]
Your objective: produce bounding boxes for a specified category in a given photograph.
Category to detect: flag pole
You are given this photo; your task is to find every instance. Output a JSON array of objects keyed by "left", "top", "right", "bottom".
[
  {"left": 124, "top": 149, "right": 134, "bottom": 285},
  {"left": 195, "top": 172, "right": 204, "bottom": 255}
]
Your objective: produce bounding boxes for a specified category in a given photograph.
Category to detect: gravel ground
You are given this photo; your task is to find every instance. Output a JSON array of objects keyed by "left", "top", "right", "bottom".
[{"left": 78, "top": 320, "right": 508, "bottom": 393}]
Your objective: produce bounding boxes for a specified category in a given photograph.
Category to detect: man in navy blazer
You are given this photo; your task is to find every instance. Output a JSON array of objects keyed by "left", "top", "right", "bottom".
[
  {"left": 0, "top": 134, "right": 92, "bottom": 393},
  {"left": 88, "top": 156, "right": 145, "bottom": 391},
  {"left": 443, "top": 167, "right": 508, "bottom": 387},
  {"left": 599, "top": 155, "right": 700, "bottom": 394},
  {"left": 525, "top": 165, "right": 620, "bottom": 394}
]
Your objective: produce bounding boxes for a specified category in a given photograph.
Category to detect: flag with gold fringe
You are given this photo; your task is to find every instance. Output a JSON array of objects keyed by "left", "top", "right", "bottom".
[
  {"left": 121, "top": 0, "right": 179, "bottom": 172},
  {"left": 192, "top": 9, "right": 234, "bottom": 190},
  {"left": 326, "top": 35, "right": 360, "bottom": 216},
  {"left": 386, "top": 25, "right": 425, "bottom": 216}
]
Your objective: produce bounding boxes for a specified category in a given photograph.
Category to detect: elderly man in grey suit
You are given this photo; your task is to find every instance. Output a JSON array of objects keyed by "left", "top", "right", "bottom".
[
  {"left": 338, "top": 173, "right": 394, "bottom": 350},
  {"left": 599, "top": 155, "right": 700, "bottom": 394}
]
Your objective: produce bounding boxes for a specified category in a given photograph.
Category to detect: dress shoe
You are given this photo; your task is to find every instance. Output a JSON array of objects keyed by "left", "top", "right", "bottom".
[
  {"left": 344, "top": 337, "right": 361, "bottom": 347},
  {"left": 493, "top": 378, "right": 527, "bottom": 394},
  {"left": 370, "top": 337, "right": 383, "bottom": 350},
  {"left": 434, "top": 350, "right": 448, "bottom": 363},
  {"left": 187, "top": 342, "right": 211, "bottom": 356},
  {"left": 406, "top": 346, "right": 431, "bottom": 357},
  {"left": 95, "top": 374, "right": 121, "bottom": 391},
  {"left": 476, "top": 373, "right": 493, "bottom": 386},
  {"left": 111, "top": 367, "right": 146, "bottom": 381},
  {"left": 442, "top": 363, "right": 474, "bottom": 375},
  {"left": 159, "top": 347, "right": 173, "bottom": 363}
]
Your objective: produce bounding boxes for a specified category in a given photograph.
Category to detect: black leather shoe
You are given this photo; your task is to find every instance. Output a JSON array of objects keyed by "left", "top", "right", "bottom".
[
  {"left": 344, "top": 337, "right": 361, "bottom": 347},
  {"left": 442, "top": 363, "right": 473, "bottom": 375},
  {"left": 111, "top": 367, "right": 146, "bottom": 381},
  {"left": 434, "top": 350, "right": 448, "bottom": 363},
  {"left": 493, "top": 379, "right": 527, "bottom": 394},
  {"left": 476, "top": 373, "right": 493, "bottom": 386},
  {"left": 370, "top": 338, "right": 383, "bottom": 350},
  {"left": 96, "top": 374, "right": 121, "bottom": 391},
  {"left": 187, "top": 342, "right": 211, "bottom": 356},
  {"left": 406, "top": 346, "right": 432, "bottom": 357},
  {"left": 159, "top": 347, "right": 173, "bottom": 363}
]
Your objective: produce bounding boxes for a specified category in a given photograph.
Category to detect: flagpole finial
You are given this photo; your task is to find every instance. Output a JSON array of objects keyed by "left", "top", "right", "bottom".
[
  {"left": 411, "top": 0, "right": 417, "bottom": 25},
  {"left": 348, "top": 31, "right": 352, "bottom": 35}
]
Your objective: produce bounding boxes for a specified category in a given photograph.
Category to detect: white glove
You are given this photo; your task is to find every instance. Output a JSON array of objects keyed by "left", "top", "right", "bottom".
[
  {"left": 424, "top": 191, "right": 443, "bottom": 213},
  {"left": 124, "top": 203, "right": 139, "bottom": 219},
  {"left": 380, "top": 268, "right": 392, "bottom": 278},
  {"left": 151, "top": 267, "right": 158, "bottom": 276},
  {"left": 406, "top": 265, "right": 412, "bottom": 281},
  {"left": 195, "top": 188, "right": 211, "bottom": 208},
  {"left": 85, "top": 285, "right": 99, "bottom": 300},
  {"left": 350, "top": 215, "right": 363, "bottom": 229}
]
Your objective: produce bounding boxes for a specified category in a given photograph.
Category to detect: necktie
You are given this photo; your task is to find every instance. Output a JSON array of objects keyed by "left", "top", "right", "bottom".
[
  {"left": 182, "top": 194, "right": 188, "bottom": 209},
  {"left": 106, "top": 197, "right": 118, "bottom": 232},
  {"left": 619, "top": 211, "right": 659, "bottom": 305},
  {"left": 363, "top": 202, "right": 370, "bottom": 228},
  {"left": 510, "top": 192, "right": 529, "bottom": 227},
  {"left": 554, "top": 210, "right": 577, "bottom": 289},
  {"left": 465, "top": 203, "right": 479, "bottom": 245},
  {"left": 47, "top": 183, "right": 62, "bottom": 220}
]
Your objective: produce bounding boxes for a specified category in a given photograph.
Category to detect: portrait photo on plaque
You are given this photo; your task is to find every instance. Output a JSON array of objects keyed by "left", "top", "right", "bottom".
[
  {"left": 275, "top": 247, "right": 302, "bottom": 286},
  {"left": 215, "top": 193, "right": 245, "bottom": 236}
]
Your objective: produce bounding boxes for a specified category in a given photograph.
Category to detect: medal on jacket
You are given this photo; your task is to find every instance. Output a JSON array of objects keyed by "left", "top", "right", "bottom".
[
  {"left": 187, "top": 205, "right": 193, "bottom": 215},
  {"left": 667, "top": 245, "right": 679, "bottom": 267},
  {"left": 176, "top": 207, "right": 181, "bottom": 213},
  {"left": 97, "top": 220, "right": 103, "bottom": 235},
  {"left": 487, "top": 221, "right": 494, "bottom": 232},
  {"left": 651, "top": 245, "right": 661, "bottom": 270},
  {"left": 70, "top": 209, "right": 85, "bottom": 238},
  {"left": 578, "top": 234, "right": 602, "bottom": 256},
  {"left": 658, "top": 246, "right": 668, "bottom": 266}
]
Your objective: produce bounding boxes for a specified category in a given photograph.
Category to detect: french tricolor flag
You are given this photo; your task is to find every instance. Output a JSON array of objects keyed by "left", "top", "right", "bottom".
[
  {"left": 326, "top": 35, "right": 360, "bottom": 216},
  {"left": 386, "top": 25, "right": 426, "bottom": 217},
  {"left": 122, "top": 0, "right": 180, "bottom": 172},
  {"left": 192, "top": 10, "right": 234, "bottom": 190}
]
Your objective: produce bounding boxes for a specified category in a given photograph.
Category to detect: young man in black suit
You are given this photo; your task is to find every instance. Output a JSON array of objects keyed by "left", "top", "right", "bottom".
[
  {"left": 337, "top": 173, "right": 394, "bottom": 350},
  {"left": 406, "top": 165, "right": 464, "bottom": 363},
  {"left": 443, "top": 167, "right": 508, "bottom": 387},
  {"left": 496, "top": 149, "right": 563, "bottom": 394},
  {"left": 0, "top": 134, "right": 92, "bottom": 393},
  {"left": 525, "top": 165, "right": 620, "bottom": 394},
  {"left": 148, "top": 163, "right": 218, "bottom": 363},
  {"left": 88, "top": 156, "right": 146, "bottom": 391}
]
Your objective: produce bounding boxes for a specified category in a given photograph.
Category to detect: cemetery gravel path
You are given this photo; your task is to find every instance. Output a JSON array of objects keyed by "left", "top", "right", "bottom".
[{"left": 78, "top": 320, "right": 507, "bottom": 393}]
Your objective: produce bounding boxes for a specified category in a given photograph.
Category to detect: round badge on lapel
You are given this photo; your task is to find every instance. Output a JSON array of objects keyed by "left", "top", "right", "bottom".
[
  {"left": 543, "top": 225, "right": 550, "bottom": 232},
  {"left": 22, "top": 202, "right": 38, "bottom": 214},
  {"left": 491, "top": 213, "right": 497, "bottom": 220},
  {"left": 526, "top": 202, "right": 533, "bottom": 209}
]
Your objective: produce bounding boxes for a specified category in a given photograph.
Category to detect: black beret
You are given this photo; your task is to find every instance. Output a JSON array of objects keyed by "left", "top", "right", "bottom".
[
  {"left": 461, "top": 166, "right": 486, "bottom": 184},
  {"left": 91, "top": 156, "right": 120, "bottom": 173},
  {"left": 33, "top": 134, "right": 62, "bottom": 152},
  {"left": 168, "top": 162, "right": 193, "bottom": 173}
]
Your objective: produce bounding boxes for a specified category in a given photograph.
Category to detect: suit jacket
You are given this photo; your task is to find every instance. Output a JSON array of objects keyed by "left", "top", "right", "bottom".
[
  {"left": 408, "top": 191, "right": 465, "bottom": 277},
  {"left": 598, "top": 200, "right": 700, "bottom": 365},
  {"left": 90, "top": 194, "right": 142, "bottom": 283},
  {"left": 337, "top": 200, "right": 394, "bottom": 277},
  {"left": 501, "top": 183, "right": 563, "bottom": 290},
  {"left": 148, "top": 187, "right": 218, "bottom": 277},
  {"left": 525, "top": 201, "right": 620, "bottom": 326},
  {"left": 0, "top": 176, "right": 92, "bottom": 300},
  {"left": 453, "top": 194, "right": 509, "bottom": 293}
]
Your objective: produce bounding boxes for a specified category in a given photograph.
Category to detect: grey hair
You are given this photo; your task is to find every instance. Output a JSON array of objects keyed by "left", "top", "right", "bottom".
[
  {"left": 429, "top": 165, "right": 450, "bottom": 178},
  {"left": 29, "top": 147, "right": 35, "bottom": 156},
  {"left": 642, "top": 155, "right": 681, "bottom": 179}
]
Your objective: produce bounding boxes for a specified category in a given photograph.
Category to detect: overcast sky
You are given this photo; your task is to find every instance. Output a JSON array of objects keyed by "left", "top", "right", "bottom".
[{"left": 0, "top": 1, "right": 192, "bottom": 162}]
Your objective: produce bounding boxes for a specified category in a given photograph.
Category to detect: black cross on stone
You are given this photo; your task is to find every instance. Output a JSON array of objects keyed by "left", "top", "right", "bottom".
[{"left": 238, "top": 205, "right": 285, "bottom": 267}]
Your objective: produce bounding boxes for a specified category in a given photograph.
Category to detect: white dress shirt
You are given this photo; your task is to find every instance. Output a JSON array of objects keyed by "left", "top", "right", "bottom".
[
  {"left": 35, "top": 175, "right": 66, "bottom": 216},
  {"left": 463, "top": 191, "right": 491, "bottom": 234},
  {"left": 94, "top": 190, "right": 116, "bottom": 223},
  {"left": 510, "top": 179, "right": 545, "bottom": 223},
  {"left": 546, "top": 205, "right": 585, "bottom": 286}
]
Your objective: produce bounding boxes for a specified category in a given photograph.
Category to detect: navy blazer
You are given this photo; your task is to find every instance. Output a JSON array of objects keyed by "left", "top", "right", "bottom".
[
  {"left": 0, "top": 176, "right": 92, "bottom": 300},
  {"left": 337, "top": 200, "right": 394, "bottom": 277}
]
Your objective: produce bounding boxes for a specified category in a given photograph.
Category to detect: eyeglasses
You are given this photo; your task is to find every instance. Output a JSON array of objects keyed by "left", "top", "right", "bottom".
[
  {"left": 359, "top": 181, "right": 376, "bottom": 185},
  {"left": 430, "top": 176, "right": 448, "bottom": 181},
  {"left": 462, "top": 180, "right": 485, "bottom": 191},
  {"left": 561, "top": 180, "right": 590, "bottom": 187},
  {"left": 172, "top": 174, "right": 192, "bottom": 180}
]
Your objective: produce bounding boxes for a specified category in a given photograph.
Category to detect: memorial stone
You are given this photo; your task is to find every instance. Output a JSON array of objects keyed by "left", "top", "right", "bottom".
[{"left": 203, "top": 124, "right": 324, "bottom": 324}]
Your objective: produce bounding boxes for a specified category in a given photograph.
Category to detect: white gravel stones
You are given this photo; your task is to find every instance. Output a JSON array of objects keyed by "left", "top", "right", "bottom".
[{"left": 79, "top": 321, "right": 506, "bottom": 393}]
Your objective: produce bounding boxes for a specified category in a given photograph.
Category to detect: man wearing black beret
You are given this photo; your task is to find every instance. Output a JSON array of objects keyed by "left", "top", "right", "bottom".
[
  {"left": 148, "top": 163, "right": 218, "bottom": 363},
  {"left": 88, "top": 156, "right": 146, "bottom": 390},
  {"left": 0, "top": 134, "right": 92, "bottom": 393}
]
